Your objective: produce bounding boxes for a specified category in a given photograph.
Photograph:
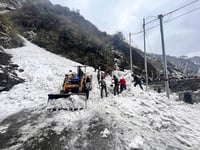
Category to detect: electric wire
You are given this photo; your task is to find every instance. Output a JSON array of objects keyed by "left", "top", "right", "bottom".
[
  {"left": 131, "top": 39, "right": 139, "bottom": 48},
  {"left": 132, "top": 5, "right": 200, "bottom": 35},
  {"left": 165, "top": 6, "right": 200, "bottom": 23},
  {"left": 163, "top": 0, "right": 200, "bottom": 17},
  {"left": 144, "top": 0, "right": 200, "bottom": 25},
  {"left": 145, "top": 16, "right": 158, "bottom": 25},
  {"left": 132, "top": 0, "right": 200, "bottom": 35}
]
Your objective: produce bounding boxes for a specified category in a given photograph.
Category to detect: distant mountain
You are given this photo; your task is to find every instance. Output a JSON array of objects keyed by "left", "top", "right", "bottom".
[
  {"left": 190, "top": 56, "right": 200, "bottom": 65},
  {"left": 148, "top": 53, "right": 200, "bottom": 77}
]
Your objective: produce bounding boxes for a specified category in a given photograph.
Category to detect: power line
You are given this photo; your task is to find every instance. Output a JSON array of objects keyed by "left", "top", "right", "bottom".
[
  {"left": 144, "top": 0, "right": 200, "bottom": 25},
  {"left": 145, "top": 17, "right": 158, "bottom": 25},
  {"left": 166, "top": 13, "right": 172, "bottom": 23},
  {"left": 132, "top": 0, "right": 200, "bottom": 35},
  {"left": 131, "top": 39, "right": 139, "bottom": 48},
  {"left": 132, "top": 5, "right": 200, "bottom": 35},
  {"left": 163, "top": 0, "right": 200, "bottom": 17},
  {"left": 146, "top": 23, "right": 160, "bottom": 32},
  {"left": 132, "top": 23, "right": 160, "bottom": 35},
  {"left": 165, "top": 6, "right": 200, "bottom": 23},
  {"left": 149, "top": 6, "right": 200, "bottom": 28},
  {"left": 132, "top": 30, "right": 143, "bottom": 35}
]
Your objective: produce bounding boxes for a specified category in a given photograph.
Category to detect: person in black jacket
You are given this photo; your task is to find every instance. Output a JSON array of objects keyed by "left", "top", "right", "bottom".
[
  {"left": 113, "top": 75, "right": 119, "bottom": 95},
  {"left": 132, "top": 74, "right": 143, "bottom": 90}
]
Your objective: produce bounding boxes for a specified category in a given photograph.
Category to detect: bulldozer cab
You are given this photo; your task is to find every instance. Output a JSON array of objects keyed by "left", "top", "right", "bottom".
[{"left": 62, "top": 66, "right": 87, "bottom": 93}]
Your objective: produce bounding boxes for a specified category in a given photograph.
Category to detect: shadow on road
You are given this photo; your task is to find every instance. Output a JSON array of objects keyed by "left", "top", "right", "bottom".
[{"left": 0, "top": 108, "right": 122, "bottom": 149}]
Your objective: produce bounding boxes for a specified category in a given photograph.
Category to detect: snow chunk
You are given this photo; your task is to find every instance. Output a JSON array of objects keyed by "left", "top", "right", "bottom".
[
  {"left": 129, "top": 135, "right": 144, "bottom": 150},
  {"left": 175, "top": 134, "right": 192, "bottom": 147},
  {"left": 0, "top": 124, "right": 9, "bottom": 133},
  {"left": 100, "top": 128, "right": 110, "bottom": 138}
]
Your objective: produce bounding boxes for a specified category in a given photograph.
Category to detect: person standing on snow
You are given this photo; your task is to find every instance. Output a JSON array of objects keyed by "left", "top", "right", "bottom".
[
  {"left": 119, "top": 77, "right": 126, "bottom": 93},
  {"left": 132, "top": 74, "right": 143, "bottom": 90},
  {"left": 113, "top": 75, "right": 119, "bottom": 95},
  {"left": 100, "top": 78, "right": 108, "bottom": 98},
  {"left": 78, "top": 66, "right": 84, "bottom": 77},
  {"left": 97, "top": 70, "right": 100, "bottom": 84}
]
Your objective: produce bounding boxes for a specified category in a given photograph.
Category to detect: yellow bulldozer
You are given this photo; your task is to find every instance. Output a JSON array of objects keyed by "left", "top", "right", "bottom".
[{"left": 47, "top": 66, "right": 92, "bottom": 111}]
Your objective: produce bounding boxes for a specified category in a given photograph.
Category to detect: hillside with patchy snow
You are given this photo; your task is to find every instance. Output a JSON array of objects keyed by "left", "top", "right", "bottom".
[{"left": 0, "top": 37, "right": 200, "bottom": 150}]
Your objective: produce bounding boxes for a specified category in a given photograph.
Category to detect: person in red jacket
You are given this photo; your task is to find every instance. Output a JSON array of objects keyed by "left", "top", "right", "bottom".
[{"left": 119, "top": 77, "right": 126, "bottom": 93}]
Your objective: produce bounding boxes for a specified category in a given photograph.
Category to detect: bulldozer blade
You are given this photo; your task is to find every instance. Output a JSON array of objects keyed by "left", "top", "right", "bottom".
[
  {"left": 48, "top": 93, "right": 86, "bottom": 100},
  {"left": 47, "top": 93, "right": 87, "bottom": 111},
  {"left": 48, "top": 94, "right": 71, "bottom": 100},
  {"left": 47, "top": 107, "right": 84, "bottom": 111}
]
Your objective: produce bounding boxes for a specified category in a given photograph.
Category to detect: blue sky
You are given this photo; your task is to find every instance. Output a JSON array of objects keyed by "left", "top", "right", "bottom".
[{"left": 50, "top": 0, "right": 200, "bottom": 57}]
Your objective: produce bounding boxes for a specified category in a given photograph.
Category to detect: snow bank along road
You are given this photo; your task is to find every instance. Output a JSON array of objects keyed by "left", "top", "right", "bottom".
[{"left": 0, "top": 38, "right": 200, "bottom": 150}]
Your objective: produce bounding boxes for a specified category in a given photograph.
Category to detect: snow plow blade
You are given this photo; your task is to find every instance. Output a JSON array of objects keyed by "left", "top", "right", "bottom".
[
  {"left": 47, "top": 93, "right": 87, "bottom": 111},
  {"left": 48, "top": 94, "right": 71, "bottom": 100},
  {"left": 48, "top": 93, "right": 87, "bottom": 101}
]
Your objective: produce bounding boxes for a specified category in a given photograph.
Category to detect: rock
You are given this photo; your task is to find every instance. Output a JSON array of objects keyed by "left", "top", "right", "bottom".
[
  {"left": 24, "top": 31, "right": 36, "bottom": 41},
  {"left": 183, "top": 92, "right": 193, "bottom": 104},
  {"left": 18, "top": 68, "right": 24, "bottom": 72},
  {"left": 0, "top": 86, "right": 6, "bottom": 92},
  {"left": 0, "top": 46, "right": 4, "bottom": 52}
]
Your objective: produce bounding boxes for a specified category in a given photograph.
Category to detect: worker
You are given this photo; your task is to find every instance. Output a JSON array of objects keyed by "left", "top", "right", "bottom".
[
  {"left": 113, "top": 75, "right": 119, "bottom": 95},
  {"left": 119, "top": 77, "right": 126, "bottom": 93},
  {"left": 100, "top": 78, "right": 108, "bottom": 98},
  {"left": 78, "top": 66, "right": 84, "bottom": 77}
]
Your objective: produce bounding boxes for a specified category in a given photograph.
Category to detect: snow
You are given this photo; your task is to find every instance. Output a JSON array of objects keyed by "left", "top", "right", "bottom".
[
  {"left": 1, "top": 37, "right": 200, "bottom": 149},
  {"left": 0, "top": 10, "right": 9, "bottom": 14},
  {"left": 129, "top": 135, "right": 145, "bottom": 149},
  {"left": 0, "top": 2, "right": 8, "bottom": 8},
  {"left": 100, "top": 128, "right": 110, "bottom": 138}
]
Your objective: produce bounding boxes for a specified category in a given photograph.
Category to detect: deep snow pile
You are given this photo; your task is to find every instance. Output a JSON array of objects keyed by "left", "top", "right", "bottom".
[{"left": 0, "top": 37, "right": 200, "bottom": 150}]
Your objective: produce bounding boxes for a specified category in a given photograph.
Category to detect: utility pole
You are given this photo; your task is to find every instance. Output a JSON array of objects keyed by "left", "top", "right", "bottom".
[
  {"left": 158, "top": 14, "right": 170, "bottom": 98},
  {"left": 129, "top": 33, "right": 133, "bottom": 72},
  {"left": 143, "top": 18, "right": 148, "bottom": 91}
]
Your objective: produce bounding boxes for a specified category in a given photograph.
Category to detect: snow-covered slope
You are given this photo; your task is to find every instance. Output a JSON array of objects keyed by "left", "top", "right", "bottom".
[
  {"left": 0, "top": 37, "right": 200, "bottom": 149},
  {"left": 0, "top": 37, "right": 93, "bottom": 120}
]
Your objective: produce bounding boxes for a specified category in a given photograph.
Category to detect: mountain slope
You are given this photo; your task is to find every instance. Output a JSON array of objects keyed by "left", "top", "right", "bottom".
[
  {"left": 0, "top": 0, "right": 158, "bottom": 75},
  {"left": 1, "top": 0, "right": 115, "bottom": 69},
  {"left": 190, "top": 56, "right": 200, "bottom": 65}
]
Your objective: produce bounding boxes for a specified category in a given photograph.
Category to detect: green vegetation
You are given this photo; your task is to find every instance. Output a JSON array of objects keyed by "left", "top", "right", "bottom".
[{"left": 0, "top": 15, "right": 23, "bottom": 48}]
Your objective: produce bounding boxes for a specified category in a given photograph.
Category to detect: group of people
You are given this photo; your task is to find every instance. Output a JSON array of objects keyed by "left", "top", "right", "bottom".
[
  {"left": 97, "top": 69, "right": 144, "bottom": 98},
  {"left": 113, "top": 75, "right": 126, "bottom": 95}
]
